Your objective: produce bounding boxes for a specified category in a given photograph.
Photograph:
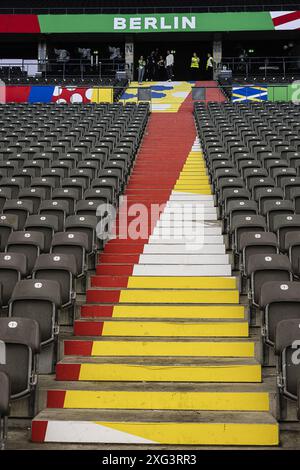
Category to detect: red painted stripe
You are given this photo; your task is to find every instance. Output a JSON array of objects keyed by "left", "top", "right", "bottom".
[
  {"left": 272, "top": 11, "right": 300, "bottom": 26},
  {"left": 96, "top": 264, "right": 134, "bottom": 275},
  {"left": 31, "top": 420, "right": 48, "bottom": 442},
  {"left": 5, "top": 86, "right": 31, "bottom": 103},
  {"left": 47, "top": 390, "right": 66, "bottom": 408},
  {"left": 103, "top": 244, "right": 145, "bottom": 254},
  {"left": 81, "top": 304, "right": 113, "bottom": 318},
  {"left": 91, "top": 275, "right": 129, "bottom": 288},
  {"left": 0, "top": 15, "right": 40, "bottom": 33},
  {"left": 74, "top": 320, "right": 104, "bottom": 336},
  {"left": 56, "top": 363, "right": 81, "bottom": 381},
  {"left": 64, "top": 340, "right": 93, "bottom": 356},
  {"left": 105, "top": 238, "right": 147, "bottom": 245},
  {"left": 86, "top": 289, "right": 121, "bottom": 303}
]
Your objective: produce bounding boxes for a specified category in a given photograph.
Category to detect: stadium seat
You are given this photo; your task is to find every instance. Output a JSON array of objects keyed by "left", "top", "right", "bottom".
[
  {"left": 9, "top": 280, "right": 61, "bottom": 351},
  {"left": 24, "top": 215, "right": 58, "bottom": 253},
  {"left": 275, "top": 319, "right": 300, "bottom": 419},
  {"left": 0, "top": 317, "right": 40, "bottom": 410},
  {"left": 0, "top": 371, "right": 10, "bottom": 450},
  {"left": 9, "top": 230, "right": 43, "bottom": 268},
  {"left": 0, "top": 253, "right": 27, "bottom": 307},
  {"left": 260, "top": 281, "right": 300, "bottom": 363},
  {"left": 2, "top": 199, "right": 33, "bottom": 230},
  {"left": 247, "top": 254, "right": 292, "bottom": 308},
  {"left": 33, "top": 253, "right": 76, "bottom": 309},
  {"left": 51, "top": 232, "right": 89, "bottom": 278}
]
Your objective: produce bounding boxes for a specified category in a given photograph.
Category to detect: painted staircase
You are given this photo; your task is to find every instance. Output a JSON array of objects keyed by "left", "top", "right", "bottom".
[{"left": 31, "top": 87, "right": 279, "bottom": 446}]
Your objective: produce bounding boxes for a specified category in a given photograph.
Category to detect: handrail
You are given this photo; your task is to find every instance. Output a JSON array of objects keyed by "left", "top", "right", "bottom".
[{"left": 0, "top": 4, "right": 298, "bottom": 14}]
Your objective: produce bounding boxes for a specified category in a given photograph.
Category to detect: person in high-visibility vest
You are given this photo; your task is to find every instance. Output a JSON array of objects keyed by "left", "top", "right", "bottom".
[
  {"left": 190, "top": 52, "right": 200, "bottom": 80},
  {"left": 206, "top": 53, "right": 214, "bottom": 80}
]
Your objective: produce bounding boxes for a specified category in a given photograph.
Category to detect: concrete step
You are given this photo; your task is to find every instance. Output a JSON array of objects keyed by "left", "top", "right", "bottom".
[
  {"left": 90, "top": 275, "right": 237, "bottom": 289},
  {"left": 55, "top": 357, "right": 261, "bottom": 383},
  {"left": 142, "top": 244, "right": 225, "bottom": 254},
  {"left": 80, "top": 303, "right": 246, "bottom": 319},
  {"left": 98, "top": 253, "right": 230, "bottom": 264},
  {"left": 45, "top": 387, "right": 270, "bottom": 412},
  {"left": 63, "top": 338, "right": 257, "bottom": 358},
  {"left": 31, "top": 409, "right": 279, "bottom": 445},
  {"left": 85, "top": 288, "right": 239, "bottom": 304},
  {"left": 73, "top": 318, "right": 249, "bottom": 337}
]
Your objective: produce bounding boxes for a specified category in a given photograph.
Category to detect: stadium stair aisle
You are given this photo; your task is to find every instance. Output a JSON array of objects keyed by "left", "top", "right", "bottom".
[{"left": 31, "top": 87, "right": 279, "bottom": 446}]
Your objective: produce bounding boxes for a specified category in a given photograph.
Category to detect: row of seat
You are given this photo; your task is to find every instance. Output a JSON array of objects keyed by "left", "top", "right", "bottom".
[
  {"left": 0, "top": 101, "right": 149, "bottom": 447},
  {"left": 195, "top": 100, "right": 300, "bottom": 421}
]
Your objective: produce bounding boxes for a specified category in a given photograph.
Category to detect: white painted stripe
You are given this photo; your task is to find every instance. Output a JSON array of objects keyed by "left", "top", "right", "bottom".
[
  {"left": 155, "top": 220, "right": 220, "bottom": 227},
  {"left": 274, "top": 18, "right": 300, "bottom": 29},
  {"left": 132, "top": 265, "right": 232, "bottom": 276},
  {"left": 163, "top": 207, "right": 217, "bottom": 215},
  {"left": 170, "top": 193, "right": 214, "bottom": 200},
  {"left": 166, "top": 201, "right": 216, "bottom": 208},
  {"left": 149, "top": 235, "right": 224, "bottom": 244},
  {"left": 153, "top": 226, "right": 221, "bottom": 235},
  {"left": 44, "top": 421, "right": 153, "bottom": 444},
  {"left": 138, "top": 254, "right": 230, "bottom": 265},
  {"left": 143, "top": 244, "right": 225, "bottom": 254},
  {"left": 163, "top": 213, "right": 218, "bottom": 221}
]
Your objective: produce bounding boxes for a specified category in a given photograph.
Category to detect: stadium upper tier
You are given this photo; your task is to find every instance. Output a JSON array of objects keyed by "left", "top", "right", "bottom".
[{"left": 0, "top": 0, "right": 299, "bottom": 13}]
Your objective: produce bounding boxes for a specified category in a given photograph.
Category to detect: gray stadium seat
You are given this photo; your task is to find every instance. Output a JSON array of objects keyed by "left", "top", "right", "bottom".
[
  {"left": 6, "top": 231, "right": 44, "bottom": 275},
  {"left": 0, "top": 253, "right": 27, "bottom": 307},
  {"left": 0, "top": 317, "right": 40, "bottom": 405},
  {"left": 51, "top": 232, "right": 89, "bottom": 278},
  {"left": 9, "top": 280, "right": 61, "bottom": 348},
  {"left": 33, "top": 254, "right": 77, "bottom": 308},
  {"left": 247, "top": 254, "right": 292, "bottom": 308}
]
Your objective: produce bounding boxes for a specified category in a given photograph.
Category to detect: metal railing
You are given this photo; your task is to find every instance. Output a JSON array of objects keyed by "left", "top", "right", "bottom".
[
  {"left": 221, "top": 57, "right": 300, "bottom": 80},
  {"left": 0, "top": 59, "right": 126, "bottom": 81},
  {"left": 1, "top": 83, "right": 298, "bottom": 104},
  {"left": 0, "top": 4, "right": 298, "bottom": 14}
]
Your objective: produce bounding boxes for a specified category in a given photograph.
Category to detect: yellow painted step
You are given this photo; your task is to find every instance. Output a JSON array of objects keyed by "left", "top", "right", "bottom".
[
  {"left": 32, "top": 410, "right": 278, "bottom": 445},
  {"left": 174, "top": 188, "right": 212, "bottom": 195},
  {"left": 118, "top": 289, "right": 239, "bottom": 304},
  {"left": 111, "top": 304, "right": 245, "bottom": 319},
  {"left": 176, "top": 179, "right": 210, "bottom": 184},
  {"left": 126, "top": 276, "right": 237, "bottom": 289},
  {"left": 100, "top": 320, "right": 249, "bottom": 337},
  {"left": 174, "top": 185, "right": 211, "bottom": 190},
  {"left": 88, "top": 340, "right": 255, "bottom": 357},
  {"left": 176, "top": 177, "right": 209, "bottom": 182},
  {"left": 76, "top": 361, "right": 261, "bottom": 382},
  {"left": 61, "top": 390, "right": 270, "bottom": 411},
  {"left": 94, "top": 421, "right": 278, "bottom": 445}
]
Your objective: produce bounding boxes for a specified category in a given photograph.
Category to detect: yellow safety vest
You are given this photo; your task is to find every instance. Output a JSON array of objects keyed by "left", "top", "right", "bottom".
[
  {"left": 191, "top": 57, "right": 199, "bottom": 68},
  {"left": 206, "top": 56, "right": 213, "bottom": 70}
]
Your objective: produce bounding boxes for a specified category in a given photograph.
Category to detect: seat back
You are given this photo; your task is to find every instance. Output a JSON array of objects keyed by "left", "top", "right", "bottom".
[
  {"left": 9, "top": 280, "right": 61, "bottom": 345},
  {"left": 0, "top": 317, "right": 40, "bottom": 399},
  {"left": 33, "top": 253, "right": 76, "bottom": 307},
  {"left": 248, "top": 254, "right": 292, "bottom": 306}
]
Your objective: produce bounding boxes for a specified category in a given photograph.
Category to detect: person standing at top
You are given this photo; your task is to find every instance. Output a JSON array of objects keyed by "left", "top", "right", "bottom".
[
  {"left": 190, "top": 52, "right": 200, "bottom": 80},
  {"left": 146, "top": 51, "right": 157, "bottom": 81},
  {"left": 206, "top": 53, "right": 214, "bottom": 80},
  {"left": 137, "top": 56, "right": 146, "bottom": 84},
  {"left": 165, "top": 50, "right": 174, "bottom": 82},
  {"left": 157, "top": 55, "right": 165, "bottom": 81}
]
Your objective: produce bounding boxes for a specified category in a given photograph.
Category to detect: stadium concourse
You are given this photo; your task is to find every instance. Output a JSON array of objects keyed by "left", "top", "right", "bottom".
[{"left": 19, "top": 80, "right": 277, "bottom": 448}]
